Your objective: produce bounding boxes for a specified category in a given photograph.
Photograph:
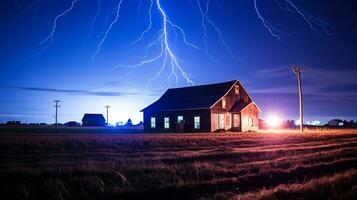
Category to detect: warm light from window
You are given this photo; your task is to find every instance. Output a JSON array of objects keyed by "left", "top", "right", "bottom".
[
  {"left": 235, "top": 85, "right": 240, "bottom": 94},
  {"left": 222, "top": 98, "right": 226, "bottom": 108}
]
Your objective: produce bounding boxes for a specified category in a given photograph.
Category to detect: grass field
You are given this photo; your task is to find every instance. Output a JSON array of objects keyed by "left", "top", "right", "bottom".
[{"left": 0, "top": 129, "right": 356, "bottom": 199}]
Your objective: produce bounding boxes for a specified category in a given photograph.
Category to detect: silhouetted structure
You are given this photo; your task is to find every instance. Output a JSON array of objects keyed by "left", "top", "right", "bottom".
[
  {"left": 125, "top": 118, "right": 133, "bottom": 127},
  {"left": 6, "top": 121, "right": 21, "bottom": 125},
  {"left": 142, "top": 80, "right": 260, "bottom": 132},
  {"left": 328, "top": 119, "right": 344, "bottom": 127},
  {"left": 81, "top": 114, "right": 106, "bottom": 127},
  {"left": 53, "top": 100, "right": 61, "bottom": 126},
  {"left": 65, "top": 121, "right": 80, "bottom": 127}
]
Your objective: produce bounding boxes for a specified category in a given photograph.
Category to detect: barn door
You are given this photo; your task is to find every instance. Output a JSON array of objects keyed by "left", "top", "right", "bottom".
[
  {"left": 218, "top": 114, "right": 225, "bottom": 129},
  {"left": 233, "top": 113, "right": 240, "bottom": 128}
]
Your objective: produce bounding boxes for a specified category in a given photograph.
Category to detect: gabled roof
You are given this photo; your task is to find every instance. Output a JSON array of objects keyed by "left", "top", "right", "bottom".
[
  {"left": 229, "top": 100, "right": 251, "bottom": 112},
  {"left": 229, "top": 100, "right": 261, "bottom": 112},
  {"left": 142, "top": 80, "right": 238, "bottom": 112},
  {"left": 82, "top": 114, "right": 105, "bottom": 121}
]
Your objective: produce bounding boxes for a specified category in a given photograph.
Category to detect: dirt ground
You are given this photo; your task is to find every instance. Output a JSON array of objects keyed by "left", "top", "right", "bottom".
[{"left": 0, "top": 129, "right": 356, "bottom": 199}]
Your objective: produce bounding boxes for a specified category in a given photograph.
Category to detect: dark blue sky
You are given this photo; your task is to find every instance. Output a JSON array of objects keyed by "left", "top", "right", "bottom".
[{"left": 1, "top": 0, "right": 357, "bottom": 124}]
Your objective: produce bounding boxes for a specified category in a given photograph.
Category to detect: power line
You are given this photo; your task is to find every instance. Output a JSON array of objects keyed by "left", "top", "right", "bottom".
[
  {"left": 105, "top": 105, "right": 110, "bottom": 125},
  {"left": 292, "top": 66, "right": 303, "bottom": 133},
  {"left": 54, "top": 100, "right": 61, "bottom": 126}
]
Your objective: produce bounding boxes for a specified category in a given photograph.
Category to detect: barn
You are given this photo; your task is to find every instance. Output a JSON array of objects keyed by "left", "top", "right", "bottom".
[
  {"left": 81, "top": 114, "right": 106, "bottom": 127},
  {"left": 141, "top": 80, "right": 260, "bottom": 132}
]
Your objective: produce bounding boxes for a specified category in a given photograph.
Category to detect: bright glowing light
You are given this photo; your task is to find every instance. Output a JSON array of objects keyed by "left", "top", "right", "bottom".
[
  {"left": 267, "top": 115, "right": 282, "bottom": 128},
  {"left": 307, "top": 120, "right": 322, "bottom": 126}
]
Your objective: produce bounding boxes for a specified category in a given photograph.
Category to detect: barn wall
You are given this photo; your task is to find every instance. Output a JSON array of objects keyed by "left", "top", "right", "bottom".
[
  {"left": 144, "top": 81, "right": 260, "bottom": 133},
  {"left": 211, "top": 110, "right": 218, "bottom": 131},
  {"left": 241, "top": 103, "right": 260, "bottom": 132},
  {"left": 143, "top": 109, "right": 211, "bottom": 132},
  {"left": 211, "top": 82, "right": 251, "bottom": 132},
  {"left": 211, "top": 81, "right": 251, "bottom": 111},
  {"left": 210, "top": 109, "right": 231, "bottom": 131}
]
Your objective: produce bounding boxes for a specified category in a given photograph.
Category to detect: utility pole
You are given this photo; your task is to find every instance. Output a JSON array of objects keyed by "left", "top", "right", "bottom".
[
  {"left": 105, "top": 105, "right": 110, "bottom": 125},
  {"left": 54, "top": 100, "right": 61, "bottom": 127},
  {"left": 292, "top": 66, "right": 303, "bottom": 133}
]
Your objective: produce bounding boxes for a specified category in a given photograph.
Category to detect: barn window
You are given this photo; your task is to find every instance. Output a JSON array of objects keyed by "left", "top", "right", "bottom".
[
  {"left": 222, "top": 98, "right": 226, "bottom": 108},
  {"left": 164, "top": 117, "right": 170, "bottom": 129},
  {"left": 177, "top": 116, "right": 184, "bottom": 123},
  {"left": 234, "top": 85, "right": 240, "bottom": 94},
  {"left": 194, "top": 116, "right": 200, "bottom": 129},
  {"left": 150, "top": 117, "right": 156, "bottom": 128}
]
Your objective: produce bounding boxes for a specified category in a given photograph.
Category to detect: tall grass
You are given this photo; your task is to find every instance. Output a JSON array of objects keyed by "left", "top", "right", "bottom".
[{"left": 0, "top": 130, "right": 356, "bottom": 199}]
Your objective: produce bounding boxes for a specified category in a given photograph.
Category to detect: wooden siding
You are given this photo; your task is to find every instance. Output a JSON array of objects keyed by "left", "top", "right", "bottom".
[
  {"left": 241, "top": 103, "right": 260, "bottom": 132},
  {"left": 143, "top": 109, "right": 211, "bottom": 132},
  {"left": 211, "top": 82, "right": 252, "bottom": 132},
  {"left": 143, "top": 81, "right": 260, "bottom": 133}
]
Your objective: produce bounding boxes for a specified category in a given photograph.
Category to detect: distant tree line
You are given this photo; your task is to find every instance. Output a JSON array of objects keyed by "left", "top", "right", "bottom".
[
  {"left": 259, "top": 119, "right": 357, "bottom": 130},
  {"left": 1, "top": 119, "right": 143, "bottom": 129}
]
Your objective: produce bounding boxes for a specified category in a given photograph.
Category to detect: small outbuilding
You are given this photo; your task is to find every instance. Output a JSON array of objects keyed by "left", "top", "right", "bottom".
[
  {"left": 141, "top": 80, "right": 260, "bottom": 132},
  {"left": 82, "top": 114, "right": 106, "bottom": 126}
]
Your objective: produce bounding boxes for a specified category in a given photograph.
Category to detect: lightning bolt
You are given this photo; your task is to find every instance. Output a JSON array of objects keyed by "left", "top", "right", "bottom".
[
  {"left": 131, "top": 0, "right": 154, "bottom": 46},
  {"left": 135, "top": 0, "right": 143, "bottom": 26},
  {"left": 39, "top": 0, "right": 79, "bottom": 51},
  {"left": 18, "top": 0, "right": 41, "bottom": 21},
  {"left": 194, "top": 0, "right": 241, "bottom": 62},
  {"left": 196, "top": 0, "right": 215, "bottom": 62},
  {"left": 203, "top": 0, "right": 239, "bottom": 61},
  {"left": 115, "top": 0, "right": 196, "bottom": 86},
  {"left": 254, "top": 0, "right": 331, "bottom": 39},
  {"left": 33, "top": 0, "right": 330, "bottom": 86},
  {"left": 276, "top": 0, "right": 331, "bottom": 34},
  {"left": 92, "top": 0, "right": 124, "bottom": 63},
  {"left": 86, "top": 0, "right": 101, "bottom": 40},
  {"left": 253, "top": 0, "right": 281, "bottom": 40}
]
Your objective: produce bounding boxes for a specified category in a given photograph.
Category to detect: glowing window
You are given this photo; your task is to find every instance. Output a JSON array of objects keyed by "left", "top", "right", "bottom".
[
  {"left": 222, "top": 98, "right": 226, "bottom": 108},
  {"left": 150, "top": 117, "right": 156, "bottom": 128},
  {"left": 164, "top": 117, "right": 170, "bottom": 129},
  {"left": 234, "top": 85, "right": 240, "bottom": 94},
  {"left": 177, "top": 116, "right": 184, "bottom": 123},
  {"left": 194, "top": 116, "right": 200, "bottom": 129}
]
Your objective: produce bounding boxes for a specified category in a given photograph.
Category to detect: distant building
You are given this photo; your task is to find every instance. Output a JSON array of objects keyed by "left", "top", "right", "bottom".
[
  {"left": 141, "top": 80, "right": 260, "bottom": 132},
  {"left": 6, "top": 121, "right": 21, "bottom": 125},
  {"left": 328, "top": 119, "right": 344, "bottom": 126},
  {"left": 65, "top": 121, "right": 80, "bottom": 127},
  {"left": 124, "top": 118, "right": 133, "bottom": 127},
  {"left": 81, "top": 114, "right": 106, "bottom": 126}
]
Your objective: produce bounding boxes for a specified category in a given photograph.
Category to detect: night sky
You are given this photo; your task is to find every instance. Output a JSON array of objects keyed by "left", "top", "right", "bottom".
[{"left": 1, "top": 0, "right": 357, "bottom": 125}]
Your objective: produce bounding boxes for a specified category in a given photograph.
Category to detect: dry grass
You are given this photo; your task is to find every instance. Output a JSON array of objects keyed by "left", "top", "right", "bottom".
[{"left": 0, "top": 129, "right": 356, "bottom": 199}]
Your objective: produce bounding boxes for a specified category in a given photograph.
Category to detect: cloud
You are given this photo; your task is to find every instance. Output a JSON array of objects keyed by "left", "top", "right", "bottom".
[
  {"left": 255, "top": 66, "right": 293, "bottom": 78},
  {"left": 255, "top": 67, "right": 357, "bottom": 87},
  {"left": 7, "top": 86, "right": 162, "bottom": 97},
  {"left": 254, "top": 67, "right": 357, "bottom": 94},
  {"left": 101, "top": 80, "right": 133, "bottom": 86},
  {"left": 251, "top": 67, "right": 357, "bottom": 120},
  {"left": 87, "top": 80, "right": 134, "bottom": 89}
]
